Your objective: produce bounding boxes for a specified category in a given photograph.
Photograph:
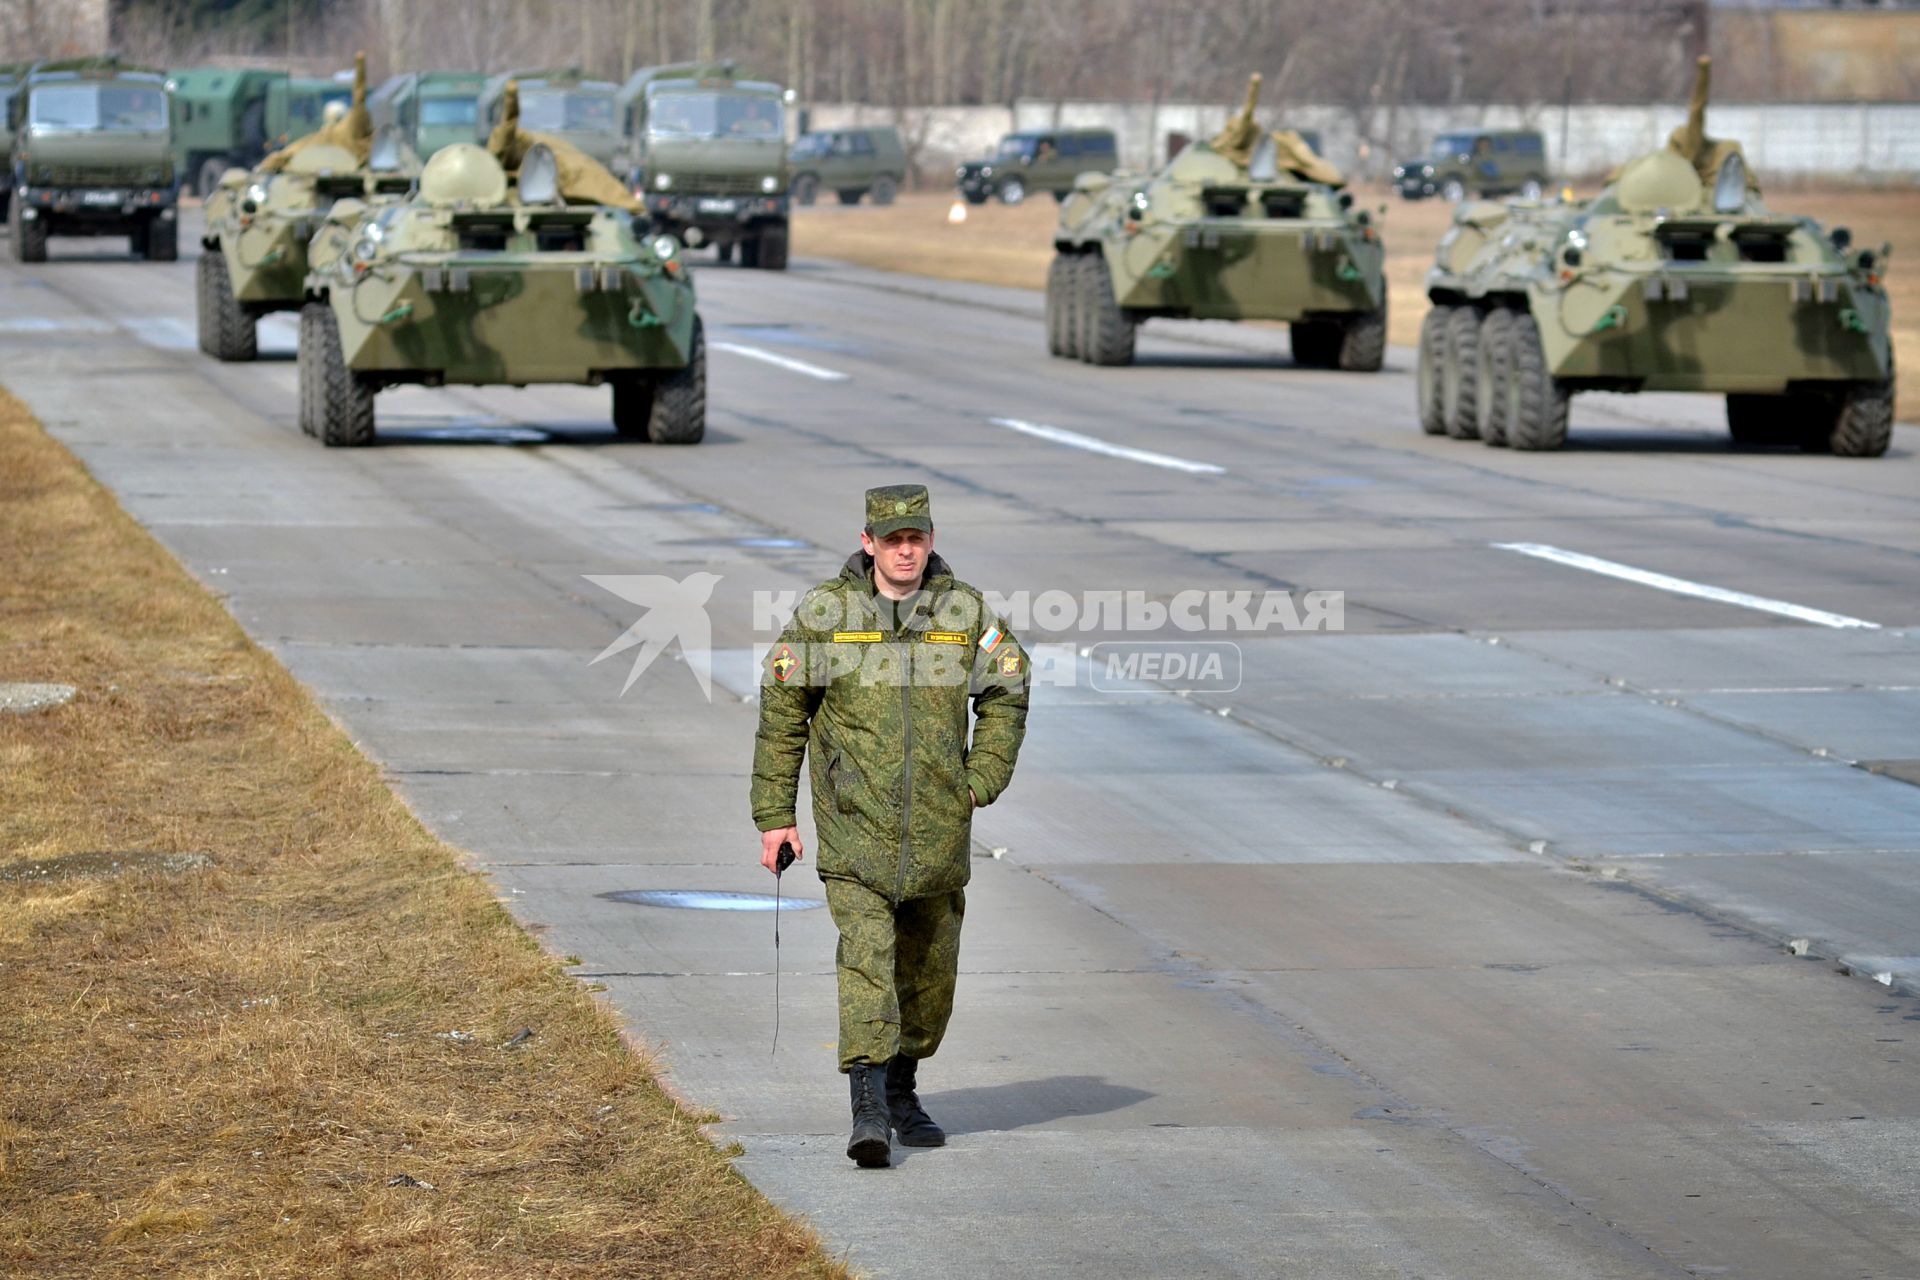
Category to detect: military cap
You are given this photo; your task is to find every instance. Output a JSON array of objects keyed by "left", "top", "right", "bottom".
[{"left": 865, "top": 484, "right": 933, "bottom": 538}]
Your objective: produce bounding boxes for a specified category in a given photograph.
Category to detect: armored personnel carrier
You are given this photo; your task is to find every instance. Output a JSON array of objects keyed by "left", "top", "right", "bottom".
[
  {"left": 1046, "top": 74, "right": 1385, "bottom": 370},
  {"left": 298, "top": 126, "right": 703, "bottom": 448},
  {"left": 1419, "top": 58, "right": 1894, "bottom": 456},
  {"left": 198, "top": 54, "right": 416, "bottom": 362}
]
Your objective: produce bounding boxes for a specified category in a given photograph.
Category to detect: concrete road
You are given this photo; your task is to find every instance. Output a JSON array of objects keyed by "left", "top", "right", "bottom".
[{"left": 4, "top": 216, "right": 1918, "bottom": 1279}]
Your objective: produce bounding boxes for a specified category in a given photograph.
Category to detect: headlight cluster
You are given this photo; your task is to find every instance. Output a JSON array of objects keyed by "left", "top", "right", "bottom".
[
  {"left": 242, "top": 181, "right": 268, "bottom": 213},
  {"left": 650, "top": 234, "right": 678, "bottom": 260},
  {"left": 350, "top": 221, "right": 385, "bottom": 264},
  {"left": 760, "top": 175, "right": 779, "bottom": 193},
  {"left": 654, "top": 173, "right": 673, "bottom": 191}
]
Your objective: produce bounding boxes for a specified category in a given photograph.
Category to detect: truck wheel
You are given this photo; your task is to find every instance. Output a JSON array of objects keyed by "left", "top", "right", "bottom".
[
  {"left": 198, "top": 250, "right": 258, "bottom": 361},
  {"left": 1417, "top": 307, "right": 1451, "bottom": 434},
  {"left": 1503, "top": 314, "right": 1570, "bottom": 451},
  {"left": 611, "top": 378, "right": 656, "bottom": 439},
  {"left": 738, "top": 236, "right": 760, "bottom": 268},
  {"left": 1725, "top": 394, "right": 1798, "bottom": 447},
  {"left": 999, "top": 177, "right": 1026, "bottom": 205},
  {"left": 717, "top": 241, "right": 735, "bottom": 263},
  {"left": 1476, "top": 309, "right": 1514, "bottom": 445},
  {"left": 792, "top": 174, "right": 819, "bottom": 206},
  {"left": 297, "top": 302, "right": 323, "bottom": 436},
  {"left": 1337, "top": 302, "right": 1387, "bottom": 373},
  {"left": 145, "top": 217, "right": 178, "bottom": 262},
  {"left": 648, "top": 316, "right": 706, "bottom": 444},
  {"left": 871, "top": 176, "right": 898, "bottom": 206},
  {"left": 1442, "top": 307, "right": 1482, "bottom": 439},
  {"left": 1080, "top": 254, "right": 1134, "bottom": 366},
  {"left": 311, "top": 302, "right": 375, "bottom": 447},
  {"left": 12, "top": 201, "right": 48, "bottom": 263},
  {"left": 1809, "top": 372, "right": 1895, "bottom": 458},
  {"left": 836, "top": 189, "right": 862, "bottom": 206},
  {"left": 756, "top": 222, "right": 789, "bottom": 271},
  {"left": 197, "top": 158, "right": 228, "bottom": 198},
  {"left": 129, "top": 222, "right": 150, "bottom": 258}
]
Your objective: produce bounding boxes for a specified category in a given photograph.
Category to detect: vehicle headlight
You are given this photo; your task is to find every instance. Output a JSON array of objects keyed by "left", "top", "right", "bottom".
[
  {"left": 1421, "top": 164, "right": 1433, "bottom": 176},
  {"left": 352, "top": 236, "right": 379, "bottom": 262},
  {"left": 654, "top": 173, "right": 673, "bottom": 191},
  {"left": 651, "top": 234, "right": 678, "bottom": 259},
  {"left": 761, "top": 175, "right": 778, "bottom": 193},
  {"left": 242, "top": 181, "right": 268, "bottom": 212}
]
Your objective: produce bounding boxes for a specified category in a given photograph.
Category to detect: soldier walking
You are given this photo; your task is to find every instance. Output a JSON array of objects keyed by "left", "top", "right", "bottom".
[{"left": 752, "top": 485, "right": 1029, "bottom": 1168}]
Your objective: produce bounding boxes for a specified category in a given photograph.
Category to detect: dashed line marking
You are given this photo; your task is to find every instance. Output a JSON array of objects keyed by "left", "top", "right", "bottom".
[
  {"left": 988, "top": 416, "right": 1226, "bottom": 475},
  {"left": 711, "top": 341, "right": 850, "bottom": 382}
]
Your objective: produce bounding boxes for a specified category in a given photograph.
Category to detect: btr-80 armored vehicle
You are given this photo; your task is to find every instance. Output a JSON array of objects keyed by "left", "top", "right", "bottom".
[
  {"left": 199, "top": 54, "right": 417, "bottom": 361},
  {"left": 298, "top": 98, "right": 703, "bottom": 448},
  {"left": 1419, "top": 57, "right": 1894, "bottom": 456},
  {"left": 1047, "top": 74, "right": 1386, "bottom": 370}
]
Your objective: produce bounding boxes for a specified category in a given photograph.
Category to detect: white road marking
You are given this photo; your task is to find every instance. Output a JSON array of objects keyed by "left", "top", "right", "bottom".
[
  {"left": 988, "top": 417, "right": 1226, "bottom": 476},
  {"left": 711, "top": 341, "right": 849, "bottom": 382},
  {"left": 1493, "top": 542, "right": 1880, "bottom": 630}
]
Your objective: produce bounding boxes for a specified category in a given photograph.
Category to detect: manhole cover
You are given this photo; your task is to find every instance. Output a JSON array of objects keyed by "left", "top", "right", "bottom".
[{"left": 599, "top": 889, "right": 825, "bottom": 912}]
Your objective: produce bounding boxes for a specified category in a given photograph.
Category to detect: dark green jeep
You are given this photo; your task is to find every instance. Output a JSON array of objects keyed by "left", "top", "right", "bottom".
[{"left": 956, "top": 128, "right": 1117, "bottom": 205}]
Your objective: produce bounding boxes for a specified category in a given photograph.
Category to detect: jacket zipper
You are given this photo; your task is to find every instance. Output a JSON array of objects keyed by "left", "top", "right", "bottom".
[{"left": 893, "top": 633, "right": 913, "bottom": 905}]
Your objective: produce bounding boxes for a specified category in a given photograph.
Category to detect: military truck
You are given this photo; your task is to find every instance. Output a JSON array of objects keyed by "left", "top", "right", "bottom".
[
  {"left": 299, "top": 118, "right": 704, "bottom": 447},
  {"left": 1394, "top": 129, "right": 1548, "bottom": 203},
  {"left": 1418, "top": 57, "right": 1894, "bottom": 457},
  {"left": 478, "top": 69, "right": 619, "bottom": 167},
  {"left": 370, "top": 70, "right": 484, "bottom": 161},
  {"left": 199, "top": 56, "right": 415, "bottom": 362},
  {"left": 1047, "top": 75, "right": 1385, "bottom": 371},
  {"left": 8, "top": 56, "right": 178, "bottom": 263},
  {"left": 270, "top": 75, "right": 353, "bottom": 149},
  {"left": 957, "top": 129, "right": 1117, "bottom": 205},
  {"left": 789, "top": 125, "right": 906, "bottom": 205},
  {"left": 616, "top": 61, "right": 789, "bottom": 268},
  {"left": 168, "top": 66, "right": 286, "bottom": 196},
  {"left": 0, "top": 63, "right": 28, "bottom": 220}
]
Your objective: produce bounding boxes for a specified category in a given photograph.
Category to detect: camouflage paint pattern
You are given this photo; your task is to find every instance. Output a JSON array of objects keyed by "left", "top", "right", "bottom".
[
  {"left": 204, "top": 159, "right": 413, "bottom": 311},
  {"left": 825, "top": 879, "right": 965, "bottom": 1070},
  {"left": 751, "top": 550, "right": 1030, "bottom": 904}
]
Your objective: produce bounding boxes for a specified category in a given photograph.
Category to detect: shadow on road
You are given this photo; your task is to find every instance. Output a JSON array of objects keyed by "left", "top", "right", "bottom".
[{"left": 927, "top": 1074, "right": 1154, "bottom": 1134}]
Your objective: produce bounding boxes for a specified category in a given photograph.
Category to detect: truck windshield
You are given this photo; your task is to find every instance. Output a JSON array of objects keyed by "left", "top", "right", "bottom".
[
  {"left": 30, "top": 84, "right": 167, "bottom": 132},
  {"left": 521, "top": 91, "right": 612, "bottom": 133},
  {"left": 996, "top": 137, "right": 1034, "bottom": 160},
  {"left": 647, "top": 92, "right": 782, "bottom": 140},
  {"left": 420, "top": 96, "right": 476, "bottom": 127},
  {"left": 1432, "top": 134, "right": 1474, "bottom": 159}
]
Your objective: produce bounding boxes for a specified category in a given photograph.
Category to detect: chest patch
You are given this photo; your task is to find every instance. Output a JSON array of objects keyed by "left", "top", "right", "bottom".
[
  {"left": 924, "top": 631, "right": 968, "bottom": 645},
  {"left": 833, "top": 631, "right": 885, "bottom": 643}
]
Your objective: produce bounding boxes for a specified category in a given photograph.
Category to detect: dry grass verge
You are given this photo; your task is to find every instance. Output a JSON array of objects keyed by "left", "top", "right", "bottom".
[
  {"left": 794, "top": 186, "right": 1918, "bottom": 363},
  {"left": 0, "top": 387, "right": 847, "bottom": 1279}
]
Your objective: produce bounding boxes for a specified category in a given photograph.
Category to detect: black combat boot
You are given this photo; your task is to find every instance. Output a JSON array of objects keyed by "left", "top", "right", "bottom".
[
  {"left": 885, "top": 1055, "right": 946, "bottom": 1147},
  {"left": 846, "top": 1063, "right": 892, "bottom": 1168}
]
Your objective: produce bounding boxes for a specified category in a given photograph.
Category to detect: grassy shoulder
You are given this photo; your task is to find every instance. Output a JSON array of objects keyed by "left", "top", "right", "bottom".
[
  {"left": 792, "top": 187, "right": 1919, "bottom": 361},
  {"left": 0, "top": 388, "right": 846, "bottom": 1278}
]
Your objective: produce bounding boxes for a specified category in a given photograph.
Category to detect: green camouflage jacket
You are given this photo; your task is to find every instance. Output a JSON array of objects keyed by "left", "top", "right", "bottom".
[{"left": 751, "top": 551, "right": 1029, "bottom": 901}]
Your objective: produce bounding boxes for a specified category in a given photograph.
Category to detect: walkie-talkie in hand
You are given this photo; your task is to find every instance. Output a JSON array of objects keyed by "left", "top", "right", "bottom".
[{"left": 775, "top": 841, "right": 797, "bottom": 875}]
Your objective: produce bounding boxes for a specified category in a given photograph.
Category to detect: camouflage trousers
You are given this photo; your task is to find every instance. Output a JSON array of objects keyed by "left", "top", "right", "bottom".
[{"left": 823, "top": 878, "right": 966, "bottom": 1072}]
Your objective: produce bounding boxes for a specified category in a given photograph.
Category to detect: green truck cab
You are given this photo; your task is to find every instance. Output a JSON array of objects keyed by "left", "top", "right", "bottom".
[
  {"left": 0, "top": 64, "right": 23, "bottom": 219},
  {"left": 9, "top": 56, "right": 178, "bottom": 263},
  {"left": 617, "top": 62, "right": 790, "bottom": 269},
  {"left": 370, "top": 70, "right": 484, "bottom": 161},
  {"left": 788, "top": 126, "right": 906, "bottom": 206},
  {"left": 269, "top": 75, "right": 353, "bottom": 151},
  {"left": 168, "top": 66, "right": 283, "bottom": 196},
  {"left": 479, "top": 69, "right": 619, "bottom": 167}
]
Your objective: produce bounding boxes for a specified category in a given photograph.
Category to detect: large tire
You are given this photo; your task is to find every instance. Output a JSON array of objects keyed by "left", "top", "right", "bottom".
[
  {"left": 1809, "top": 371, "right": 1895, "bottom": 458},
  {"left": 792, "top": 174, "right": 819, "bottom": 206},
  {"left": 716, "top": 241, "right": 736, "bottom": 263},
  {"left": 1416, "top": 306, "right": 1451, "bottom": 435},
  {"left": 296, "top": 302, "right": 323, "bottom": 436},
  {"left": 12, "top": 200, "right": 48, "bottom": 263},
  {"left": 999, "top": 176, "right": 1026, "bottom": 205},
  {"left": 612, "top": 378, "right": 655, "bottom": 439},
  {"left": 1442, "top": 306, "right": 1482, "bottom": 439},
  {"left": 146, "top": 218, "right": 178, "bottom": 262},
  {"left": 197, "top": 249, "right": 258, "bottom": 362},
  {"left": 197, "top": 157, "right": 229, "bottom": 199},
  {"left": 1337, "top": 302, "right": 1387, "bottom": 372},
  {"left": 756, "top": 222, "right": 789, "bottom": 271},
  {"left": 128, "top": 221, "right": 149, "bottom": 259},
  {"left": 1079, "top": 253, "right": 1135, "bottom": 366},
  {"left": 1045, "top": 254, "right": 1070, "bottom": 358},
  {"left": 835, "top": 189, "right": 862, "bottom": 206},
  {"left": 311, "top": 302, "right": 375, "bottom": 447},
  {"left": 1503, "top": 313, "right": 1571, "bottom": 452},
  {"left": 738, "top": 236, "right": 760, "bottom": 268},
  {"left": 648, "top": 316, "right": 706, "bottom": 444},
  {"left": 1477, "top": 308, "right": 1515, "bottom": 446},
  {"left": 1725, "top": 393, "right": 1799, "bottom": 447},
  {"left": 1060, "top": 254, "right": 1087, "bottom": 360},
  {"left": 871, "top": 176, "right": 898, "bottom": 206}
]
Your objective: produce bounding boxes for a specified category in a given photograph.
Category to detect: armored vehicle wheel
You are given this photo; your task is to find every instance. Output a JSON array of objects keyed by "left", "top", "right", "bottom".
[
  {"left": 756, "top": 223, "right": 789, "bottom": 271},
  {"left": 310, "top": 302, "right": 375, "bottom": 448},
  {"left": 648, "top": 316, "right": 706, "bottom": 445},
  {"left": 296, "top": 303, "right": 323, "bottom": 436},
  {"left": 1045, "top": 255, "right": 1070, "bottom": 358},
  {"left": 1441, "top": 178, "right": 1467, "bottom": 203},
  {"left": 836, "top": 189, "right": 862, "bottom": 206},
  {"left": 717, "top": 241, "right": 735, "bottom": 263},
  {"left": 11, "top": 200, "right": 48, "bottom": 263},
  {"left": 1477, "top": 309, "right": 1515, "bottom": 446},
  {"left": 1337, "top": 304, "right": 1387, "bottom": 373},
  {"left": 1416, "top": 307, "right": 1451, "bottom": 434},
  {"left": 871, "top": 176, "right": 898, "bottom": 206},
  {"left": 1059, "top": 255, "right": 1089, "bottom": 360},
  {"left": 1441, "top": 307, "right": 1482, "bottom": 439},
  {"left": 793, "top": 175, "right": 819, "bottom": 206},
  {"left": 1502, "top": 314, "right": 1570, "bottom": 452},
  {"left": 1725, "top": 394, "right": 1800, "bottom": 447},
  {"left": 999, "top": 177, "right": 1026, "bottom": 205},
  {"left": 197, "top": 250, "right": 258, "bottom": 362},
  {"left": 1807, "top": 374, "right": 1895, "bottom": 458},
  {"left": 1078, "top": 254, "right": 1135, "bottom": 366},
  {"left": 611, "top": 378, "right": 655, "bottom": 439}
]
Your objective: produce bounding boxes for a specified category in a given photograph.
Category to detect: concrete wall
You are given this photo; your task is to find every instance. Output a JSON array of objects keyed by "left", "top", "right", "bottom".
[{"left": 806, "top": 99, "right": 1920, "bottom": 187}]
